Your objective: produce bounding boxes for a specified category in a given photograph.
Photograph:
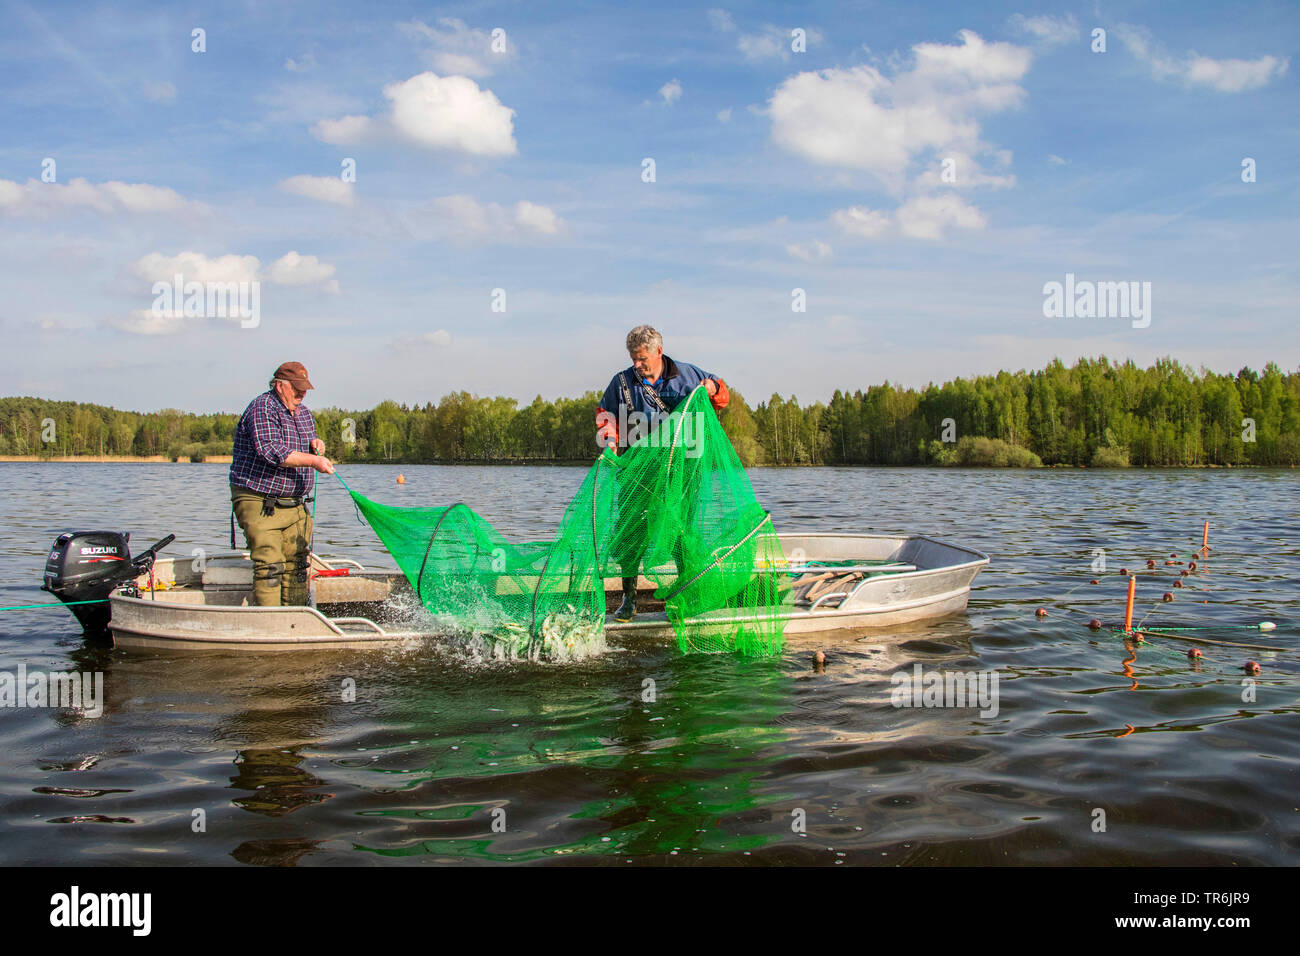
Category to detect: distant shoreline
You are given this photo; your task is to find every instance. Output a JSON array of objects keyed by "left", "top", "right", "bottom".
[
  {"left": 0, "top": 456, "right": 1290, "bottom": 470},
  {"left": 0, "top": 455, "right": 235, "bottom": 464}
]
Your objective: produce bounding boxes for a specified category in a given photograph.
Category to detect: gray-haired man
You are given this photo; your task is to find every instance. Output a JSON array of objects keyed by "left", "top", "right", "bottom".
[{"left": 595, "top": 326, "right": 730, "bottom": 621}]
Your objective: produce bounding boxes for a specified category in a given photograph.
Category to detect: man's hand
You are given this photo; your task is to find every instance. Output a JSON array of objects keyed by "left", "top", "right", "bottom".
[
  {"left": 311, "top": 438, "right": 326, "bottom": 455},
  {"left": 313, "top": 455, "right": 334, "bottom": 475},
  {"left": 705, "top": 379, "right": 718, "bottom": 397}
]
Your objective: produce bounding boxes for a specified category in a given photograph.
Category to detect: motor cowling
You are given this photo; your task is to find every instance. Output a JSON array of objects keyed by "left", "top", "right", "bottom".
[{"left": 42, "top": 531, "right": 159, "bottom": 636}]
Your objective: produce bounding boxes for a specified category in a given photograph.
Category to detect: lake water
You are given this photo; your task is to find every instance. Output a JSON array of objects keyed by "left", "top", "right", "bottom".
[{"left": 0, "top": 463, "right": 1296, "bottom": 865}]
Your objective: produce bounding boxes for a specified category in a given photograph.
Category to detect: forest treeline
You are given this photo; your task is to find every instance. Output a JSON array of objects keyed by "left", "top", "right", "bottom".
[{"left": 2, "top": 357, "right": 1297, "bottom": 468}]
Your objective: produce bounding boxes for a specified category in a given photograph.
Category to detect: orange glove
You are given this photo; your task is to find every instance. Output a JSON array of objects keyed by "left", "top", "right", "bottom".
[
  {"left": 709, "top": 378, "right": 730, "bottom": 412},
  {"left": 595, "top": 409, "right": 619, "bottom": 451}
]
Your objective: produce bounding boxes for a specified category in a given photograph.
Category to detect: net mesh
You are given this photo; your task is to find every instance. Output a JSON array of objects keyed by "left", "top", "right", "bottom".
[{"left": 340, "top": 387, "right": 787, "bottom": 659}]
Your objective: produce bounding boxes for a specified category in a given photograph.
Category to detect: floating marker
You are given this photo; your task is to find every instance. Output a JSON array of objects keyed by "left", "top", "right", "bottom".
[
  {"left": 1244, "top": 661, "right": 1261, "bottom": 676},
  {"left": 1163, "top": 592, "right": 1175, "bottom": 602},
  {"left": 1087, "top": 618, "right": 1103, "bottom": 630},
  {"left": 1035, "top": 607, "right": 1048, "bottom": 618},
  {"left": 396, "top": 473, "right": 406, "bottom": 484},
  {"left": 1187, "top": 648, "right": 1202, "bottom": 659},
  {"left": 1260, "top": 621, "right": 1276, "bottom": 631},
  {"left": 1124, "top": 576, "right": 1136, "bottom": 632},
  {"left": 1090, "top": 579, "right": 1099, "bottom": 585}
]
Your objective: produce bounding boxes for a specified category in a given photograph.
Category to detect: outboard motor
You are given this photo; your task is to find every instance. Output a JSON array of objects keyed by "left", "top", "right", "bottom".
[{"left": 41, "top": 531, "right": 174, "bottom": 636}]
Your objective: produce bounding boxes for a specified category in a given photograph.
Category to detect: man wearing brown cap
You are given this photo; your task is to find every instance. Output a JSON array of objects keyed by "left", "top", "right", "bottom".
[{"left": 229, "top": 362, "right": 334, "bottom": 606}]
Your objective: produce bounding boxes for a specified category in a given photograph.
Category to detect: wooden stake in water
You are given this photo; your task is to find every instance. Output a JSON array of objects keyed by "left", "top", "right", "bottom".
[{"left": 1124, "top": 575, "right": 1136, "bottom": 633}]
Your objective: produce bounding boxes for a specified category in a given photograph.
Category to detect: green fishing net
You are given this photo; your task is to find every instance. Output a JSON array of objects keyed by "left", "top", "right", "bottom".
[{"left": 339, "top": 387, "right": 787, "bottom": 659}]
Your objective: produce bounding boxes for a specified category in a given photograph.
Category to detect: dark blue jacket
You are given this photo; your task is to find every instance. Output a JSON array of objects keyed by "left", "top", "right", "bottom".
[{"left": 600, "top": 356, "right": 716, "bottom": 428}]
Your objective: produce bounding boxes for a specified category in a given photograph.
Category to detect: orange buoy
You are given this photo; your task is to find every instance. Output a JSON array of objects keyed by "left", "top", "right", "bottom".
[
  {"left": 1090, "top": 579, "right": 1099, "bottom": 585},
  {"left": 396, "top": 473, "right": 406, "bottom": 484},
  {"left": 1202, "top": 521, "right": 1209, "bottom": 551},
  {"left": 1119, "top": 567, "right": 1129, "bottom": 576},
  {"left": 1035, "top": 607, "right": 1048, "bottom": 618},
  {"left": 1187, "top": 648, "right": 1202, "bottom": 659},
  {"left": 1087, "top": 619, "right": 1103, "bottom": 630},
  {"left": 1173, "top": 580, "right": 1183, "bottom": 588},
  {"left": 1146, "top": 559, "right": 1156, "bottom": 570},
  {"left": 1162, "top": 592, "right": 1175, "bottom": 602},
  {"left": 1124, "top": 576, "right": 1136, "bottom": 632},
  {"left": 1244, "top": 661, "right": 1261, "bottom": 676}
]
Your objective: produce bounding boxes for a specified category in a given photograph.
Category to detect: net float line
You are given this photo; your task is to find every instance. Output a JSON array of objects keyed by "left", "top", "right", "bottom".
[{"left": 1118, "top": 627, "right": 1285, "bottom": 653}]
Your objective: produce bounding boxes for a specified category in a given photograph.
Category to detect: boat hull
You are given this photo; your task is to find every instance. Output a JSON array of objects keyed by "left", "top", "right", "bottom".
[{"left": 106, "top": 532, "right": 989, "bottom": 651}]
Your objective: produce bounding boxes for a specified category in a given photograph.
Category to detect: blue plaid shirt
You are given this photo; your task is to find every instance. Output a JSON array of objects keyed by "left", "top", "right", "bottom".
[{"left": 229, "top": 389, "right": 318, "bottom": 497}]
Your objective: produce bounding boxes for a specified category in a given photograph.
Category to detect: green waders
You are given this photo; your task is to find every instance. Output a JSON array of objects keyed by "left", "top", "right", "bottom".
[{"left": 231, "top": 484, "right": 313, "bottom": 607}]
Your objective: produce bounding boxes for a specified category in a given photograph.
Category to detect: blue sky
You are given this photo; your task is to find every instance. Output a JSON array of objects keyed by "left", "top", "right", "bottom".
[{"left": 1, "top": 0, "right": 1296, "bottom": 412}]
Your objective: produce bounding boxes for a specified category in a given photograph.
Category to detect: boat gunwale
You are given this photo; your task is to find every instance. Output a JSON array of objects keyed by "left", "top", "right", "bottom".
[{"left": 107, "top": 531, "right": 990, "bottom": 646}]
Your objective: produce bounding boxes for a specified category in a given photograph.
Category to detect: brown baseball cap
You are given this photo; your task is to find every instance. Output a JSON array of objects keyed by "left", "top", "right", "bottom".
[{"left": 273, "top": 361, "right": 314, "bottom": 390}]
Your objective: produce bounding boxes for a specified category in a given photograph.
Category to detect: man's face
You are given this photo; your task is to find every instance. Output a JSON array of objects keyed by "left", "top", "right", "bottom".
[
  {"left": 275, "top": 378, "right": 306, "bottom": 412},
  {"left": 629, "top": 344, "right": 664, "bottom": 382}
]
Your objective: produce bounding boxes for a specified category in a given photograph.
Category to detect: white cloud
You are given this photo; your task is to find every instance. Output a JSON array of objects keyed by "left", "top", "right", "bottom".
[
  {"left": 768, "top": 30, "right": 1031, "bottom": 191},
  {"left": 739, "top": 26, "right": 788, "bottom": 61},
  {"left": 429, "top": 194, "right": 565, "bottom": 242},
  {"left": 132, "top": 252, "right": 261, "bottom": 285},
  {"left": 141, "top": 80, "right": 176, "bottom": 102},
  {"left": 787, "top": 239, "right": 832, "bottom": 261},
  {"left": 132, "top": 250, "right": 338, "bottom": 289},
  {"left": 708, "top": 9, "right": 736, "bottom": 32},
  {"left": 313, "top": 72, "right": 517, "bottom": 156},
  {"left": 265, "top": 252, "right": 338, "bottom": 289},
  {"left": 659, "top": 79, "right": 682, "bottom": 105},
  {"left": 832, "top": 206, "right": 891, "bottom": 239},
  {"left": 717, "top": 108, "right": 732, "bottom": 123},
  {"left": 0, "top": 178, "right": 207, "bottom": 217},
  {"left": 279, "top": 174, "right": 355, "bottom": 206},
  {"left": 514, "top": 200, "right": 561, "bottom": 235},
  {"left": 313, "top": 114, "right": 374, "bottom": 143},
  {"left": 397, "top": 329, "right": 453, "bottom": 348},
  {"left": 1007, "top": 13, "right": 1080, "bottom": 47},
  {"left": 285, "top": 51, "right": 316, "bottom": 72},
  {"left": 1048, "top": 154, "right": 1069, "bottom": 166},
  {"left": 828, "top": 194, "right": 987, "bottom": 241},
  {"left": 1116, "top": 25, "right": 1289, "bottom": 92},
  {"left": 115, "top": 250, "right": 339, "bottom": 334},
  {"left": 400, "top": 18, "right": 512, "bottom": 78},
  {"left": 895, "top": 194, "right": 987, "bottom": 239}
]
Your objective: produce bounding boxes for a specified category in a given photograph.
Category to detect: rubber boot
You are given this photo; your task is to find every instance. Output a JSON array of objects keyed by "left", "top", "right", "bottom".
[{"left": 614, "top": 577, "right": 638, "bottom": 622}]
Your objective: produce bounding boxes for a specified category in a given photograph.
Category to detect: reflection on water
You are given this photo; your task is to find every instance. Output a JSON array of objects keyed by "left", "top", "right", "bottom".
[{"left": 0, "top": 463, "right": 1296, "bottom": 865}]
